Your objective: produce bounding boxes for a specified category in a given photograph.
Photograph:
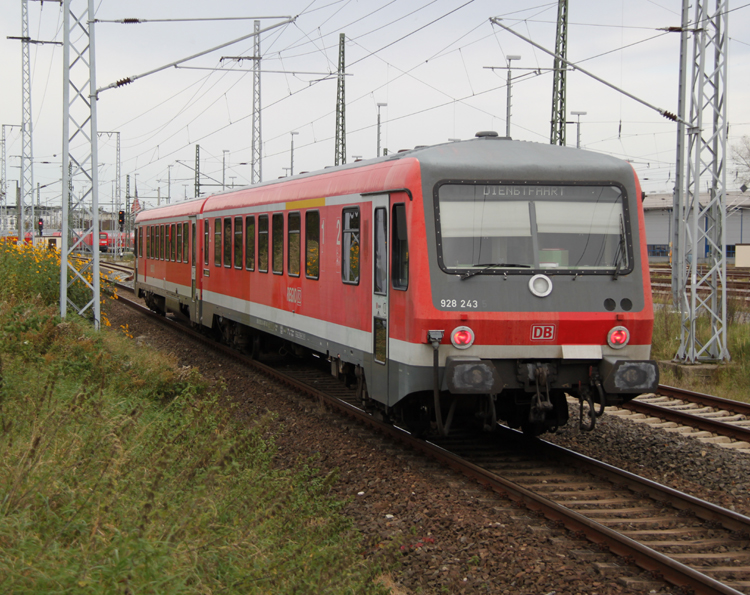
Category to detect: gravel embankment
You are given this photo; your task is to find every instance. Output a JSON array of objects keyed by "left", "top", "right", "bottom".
[{"left": 107, "top": 298, "right": 748, "bottom": 595}]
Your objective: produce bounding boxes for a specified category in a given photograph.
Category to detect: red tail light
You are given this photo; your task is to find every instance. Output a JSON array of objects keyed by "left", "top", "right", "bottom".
[
  {"left": 451, "top": 326, "right": 475, "bottom": 349},
  {"left": 608, "top": 326, "right": 630, "bottom": 349}
]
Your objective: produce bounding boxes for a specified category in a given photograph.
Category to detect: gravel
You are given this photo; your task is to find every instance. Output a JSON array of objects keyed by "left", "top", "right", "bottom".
[{"left": 106, "top": 297, "right": 749, "bottom": 595}]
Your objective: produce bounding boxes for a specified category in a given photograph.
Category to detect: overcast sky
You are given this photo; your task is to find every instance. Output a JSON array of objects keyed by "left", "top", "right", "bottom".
[{"left": 2, "top": 0, "right": 749, "bottom": 213}]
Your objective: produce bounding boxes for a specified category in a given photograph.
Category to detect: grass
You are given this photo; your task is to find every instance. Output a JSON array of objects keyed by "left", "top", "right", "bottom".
[
  {"left": 0, "top": 243, "right": 391, "bottom": 594},
  {"left": 651, "top": 296, "right": 750, "bottom": 403}
]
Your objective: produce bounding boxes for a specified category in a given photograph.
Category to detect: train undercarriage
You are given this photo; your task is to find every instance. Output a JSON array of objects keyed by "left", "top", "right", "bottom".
[{"left": 141, "top": 289, "right": 649, "bottom": 439}]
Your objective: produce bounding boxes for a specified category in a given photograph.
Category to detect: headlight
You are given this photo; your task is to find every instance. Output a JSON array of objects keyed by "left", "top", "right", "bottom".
[
  {"left": 451, "top": 326, "right": 475, "bottom": 349},
  {"left": 607, "top": 326, "right": 630, "bottom": 349}
]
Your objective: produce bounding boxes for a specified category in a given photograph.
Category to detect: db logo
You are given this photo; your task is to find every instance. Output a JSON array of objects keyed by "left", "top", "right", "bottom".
[{"left": 530, "top": 324, "right": 556, "bottom": 341}]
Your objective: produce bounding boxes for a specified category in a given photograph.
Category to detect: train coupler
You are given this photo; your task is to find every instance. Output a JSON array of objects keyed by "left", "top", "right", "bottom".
[{"left": 529, "top": 364, "right": 554, "bottom": 423}]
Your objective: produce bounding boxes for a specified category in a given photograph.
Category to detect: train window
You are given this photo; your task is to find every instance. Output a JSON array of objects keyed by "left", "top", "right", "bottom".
[
  {"left": 374, "top": 207, "right": 387, "bottom": 295},
  {"left": 175, "top": 224, "right": 182, "bottom": 263},
  {"left": 147, "top": 226, "right": 151, "bottom": 258},
  {"left": 234, "top": 217, "right": 243, "bottom": 269},
  {"left": 374, "top": 318, "right": 387, "bottom": 364},
  {"left": 392, "top": 204, "right": 409, "bottom": 290},
  {"left": 272, "top": 213, "right": 284, "bottom": 275},
  {"left": 305, "top": 211, "right": 319, "bottom": 279},
  {"left": 172, "top": 224, "right": 177, "bottom": 261},
  {"left": 165, "top": 226, "right": 170, "bottom": 261},
  {"left": 258, "top": 215, "right": 269, "bottom": 272},
  {"left": 223, "top": 218, "right": 232, "bottom": 268},
  {"left": 138, "top": 228, "right": 142, "bottom": 258},
  {"left": 183, "top": 222, "right": 189, "bottom": 264},
  {"left": 161, "top": 224, "right": 165, "bottom": 260},
  {"left": 435, "top": 183, "right": 631, "bottom": 275},
  {"left": 214, "top": 219, "right": 222, "bottom": 267},
  {"left": 152, "top": 226, "right": 156, "bottom": 259},
  {"left": 341, "top": 207, "right": 360, "bottom": 285},
  {"left": 288, "top": 212, "right": 300, "bottom": 277},
  {"left": 245, "top": 216, "right": 255, "bottom": 271},
  {"left": 203, "top": 220, "right": 209, "bottom": 266}
]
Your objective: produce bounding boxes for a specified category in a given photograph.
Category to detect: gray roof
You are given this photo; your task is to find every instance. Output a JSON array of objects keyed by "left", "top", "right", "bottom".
[{"left": 643, "top": 192, "right": 750, "bottom": 211}]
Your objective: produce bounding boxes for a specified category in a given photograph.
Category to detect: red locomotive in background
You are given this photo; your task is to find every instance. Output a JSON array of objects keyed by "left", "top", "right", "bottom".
[{"left": 135, "top": 133, "right": 658, "bottom": 436}]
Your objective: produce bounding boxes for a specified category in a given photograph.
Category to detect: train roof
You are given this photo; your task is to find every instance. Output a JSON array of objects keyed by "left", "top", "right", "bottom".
[{"left": 136, "top": 133, "right": 637, "bottom": 223}]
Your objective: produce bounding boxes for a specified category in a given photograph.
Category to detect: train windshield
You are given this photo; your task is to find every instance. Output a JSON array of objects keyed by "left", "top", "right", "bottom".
[{"left": 435, "top": 183, "right": 630, "bottom": 275}]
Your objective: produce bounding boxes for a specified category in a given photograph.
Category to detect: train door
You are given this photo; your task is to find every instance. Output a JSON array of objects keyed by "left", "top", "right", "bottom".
[
  {"left": 190, "top": 216, "right": 200, "bottom": 324},
  {"left": 370, "top": 194, "right": 390, "bottom": 402}
]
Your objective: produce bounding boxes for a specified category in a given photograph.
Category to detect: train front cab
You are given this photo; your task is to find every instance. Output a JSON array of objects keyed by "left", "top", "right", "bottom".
[{"left": 408, "top": 172, "right": 660, "bottom": 436}]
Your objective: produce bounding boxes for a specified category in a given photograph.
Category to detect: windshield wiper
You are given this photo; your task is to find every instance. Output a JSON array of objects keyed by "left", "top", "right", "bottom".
[
  {"left": 460, "top": 262, "right": 530, "bottom": 280},
  {"left": 612, "top": 215, "right": 626, "bottom": 280}
]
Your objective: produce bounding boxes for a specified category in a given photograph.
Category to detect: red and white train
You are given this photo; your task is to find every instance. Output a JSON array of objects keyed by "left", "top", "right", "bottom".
[{"left": 134, "top": 133, "right": 658, "bottom": 436}]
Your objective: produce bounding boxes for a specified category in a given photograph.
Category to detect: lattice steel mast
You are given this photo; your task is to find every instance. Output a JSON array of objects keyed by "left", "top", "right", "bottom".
[
  {"left": 20, "top": 0, "right": 35, "bottom": 242},
  {"left": 334, "top": 33, "right": 346, "bottom": 166},
  {"left": 676, "top": 0, "right": 730, "bottom": 363},
  {"left": 549, "top": 0, "right": 568, "bottom": 146},
  {"left": 251, "top": 19, "right": 262, "bottom": 184},
  {"left": 61, "top": 0, "right": 101, "bottom": 328}
]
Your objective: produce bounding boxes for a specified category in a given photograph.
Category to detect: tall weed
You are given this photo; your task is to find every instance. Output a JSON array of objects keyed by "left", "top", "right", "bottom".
[{"left": 0, "top": 298, "right": 388, "bottom": 593}]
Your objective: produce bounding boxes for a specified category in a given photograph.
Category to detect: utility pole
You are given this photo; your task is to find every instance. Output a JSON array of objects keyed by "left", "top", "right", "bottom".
[
  {"left": 252, "top": 20, "right": 262, "bottom": 183},
  {"left": 676, "top": 0, "right": 730, "bottom": 363},
  {"left": 671, "top": 0, "right": 690, "bottom": 307},
  {"left": 194, "top": 144, "right": 200, "bottom": 198},
  {"left": 99, "top": 131, "right": 120, "bottom": 253},
  {"left": 290, "top": 132, "right": 298, "bottom": 175},
  {"left": 61, "top": 0, "right": 101, "bottom": 328},
  {"left": 376, "top": 102, "right": 386, "bottom": 157},
  {"left": 20, "top": 0, "right": 34, "bottom": 243},
  {"left": 167, "top": 164, "right": 172, "bottom": 203},
  {"left": 550, "top": 0, "right": 568, "bottom": 146},
  {"left": 334, "top": 33, "right": 346, "bottom": 166},
  {"left": 222, "top": 149, "right": 229, "bottom": 190},
  {"left": 505, "top": 55, "right": 521, "bottom": 137}
]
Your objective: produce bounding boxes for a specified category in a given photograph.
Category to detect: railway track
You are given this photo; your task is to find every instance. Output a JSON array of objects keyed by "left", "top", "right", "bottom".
[
  {"left": 113, "top": 285, "right": 750, "bottom": 595},
  {"left": 616, "top": 389, "right": 750, "bottom": 452},
  {"left": 649, "top": 266, "right": 750, "bottom": 302}
]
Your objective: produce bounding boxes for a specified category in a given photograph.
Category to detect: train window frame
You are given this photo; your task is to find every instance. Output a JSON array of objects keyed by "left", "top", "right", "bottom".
[
  {"left": 245, "top": 216, "right": 255, "bottom": 271},
  {"left": 172, "top": 223, "right": 177, "bottom": 261},
  {"left": 433, "top": 180, "right": 634, "bottom": 277},
  {"left": 223, "top": 218, "right": 232, "bottom": 268},
  {"left": 288, "top": 211, "right": 300, "bottom": 277},
  {"left": 272, "top": 213, "right": 284, "bottom": 275},
  {"left": 214, "top": 218, "right": 222, "bottom": 267},
  {"left": 203, "top": 220, "right": 209, "bottom": 266},
  {"left": 374, "top": 207, "right": 387, "bottom": 295},
  {"left": 341, "top": 207, "right": 360, "bottom": 285},
  {"left": 183, "top": 222, "right": 189, "bottom": 264},
  {"left": 176, "top": 223, "right": 182, "bottom": 263},
  {"left": 166, "top": 225, "right": 171, "bottom": 261},
  {"left": 258, "top": 214, "right": 269, "bottom": 273},
  {"left": 234, "top": 217, "right": 243, "bottom": 269},
  {"left": 305, "top": 210, "right": 320, "bottom": 280},
  {"left": 160, "top": 224, "right": 165, "bottom": 260},
  {"left": 392, "top": 203, "right": 409, "bottom": 290},
  {"left": 147, "top": 226, "right": 151, "bottom": 258}
]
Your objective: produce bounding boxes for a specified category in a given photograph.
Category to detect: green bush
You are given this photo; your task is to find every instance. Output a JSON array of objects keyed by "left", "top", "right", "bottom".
[{"left": 0, "top": 244, "right": 389, "bottom": 594}]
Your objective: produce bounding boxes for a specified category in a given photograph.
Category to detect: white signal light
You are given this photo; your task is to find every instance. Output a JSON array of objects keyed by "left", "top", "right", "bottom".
[
  {"left": 607, "top": 326, "right": 630, "bottom": 349},
  {"left": 451, "top": 326, "right": 475, "bottom": 349},
  {"left": 528, "top": 274, "right": 553, "bottom": 297}
]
